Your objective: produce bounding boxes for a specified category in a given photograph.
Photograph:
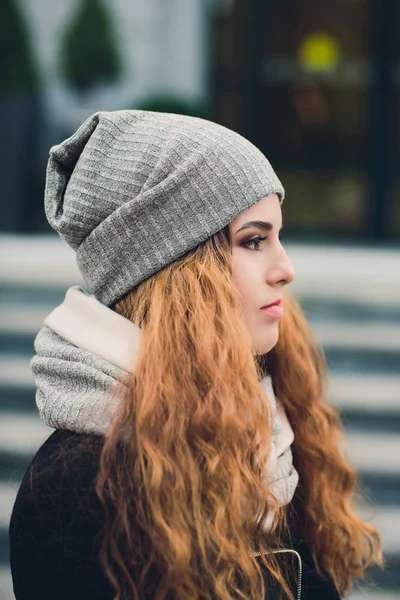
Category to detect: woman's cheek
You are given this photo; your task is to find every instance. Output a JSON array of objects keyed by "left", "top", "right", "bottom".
[{"left": 233, "top": 256, "right": 257, "bottom": 312}]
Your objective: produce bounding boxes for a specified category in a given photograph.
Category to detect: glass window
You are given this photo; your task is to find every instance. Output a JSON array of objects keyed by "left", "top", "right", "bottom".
[{"left": 213, "top": 0, "right": 389, "bottom": 238}]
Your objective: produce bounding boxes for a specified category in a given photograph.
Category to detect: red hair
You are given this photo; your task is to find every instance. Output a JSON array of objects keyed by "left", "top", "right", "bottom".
[
  {"left": 269, "top": 290, "right": 383, "bottom": 592},
  {"left": 95, "top": 227, "right": 382, "bottom": 599}
]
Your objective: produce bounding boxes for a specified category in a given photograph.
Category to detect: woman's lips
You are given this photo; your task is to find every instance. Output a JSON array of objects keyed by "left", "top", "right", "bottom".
[
  {"left": 261, "top": 305, "right": 284, "bottom": 318},
  {"left": 260, "top": 299, "right": 284, "bottom": 318}
]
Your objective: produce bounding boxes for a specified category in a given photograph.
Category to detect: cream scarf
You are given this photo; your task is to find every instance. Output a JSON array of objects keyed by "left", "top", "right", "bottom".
[{"left": 31, "top": 286, "right": 298, "bottom": 531}]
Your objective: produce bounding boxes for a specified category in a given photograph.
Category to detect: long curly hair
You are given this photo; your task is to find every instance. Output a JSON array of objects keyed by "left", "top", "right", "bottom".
[{"left": 95, "top": 226, "right": 382, "bottom": 600}]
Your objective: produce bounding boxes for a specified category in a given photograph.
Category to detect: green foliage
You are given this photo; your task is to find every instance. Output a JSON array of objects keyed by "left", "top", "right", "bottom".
[
  {"left": 135, "top": 95, "right": 212, "bottom": 120},
  {"left": 0, "top": 0, "right": 40, "bottom": 91},
  {"left": 60, "top": 0, "right": 122, "bottom": 94}
]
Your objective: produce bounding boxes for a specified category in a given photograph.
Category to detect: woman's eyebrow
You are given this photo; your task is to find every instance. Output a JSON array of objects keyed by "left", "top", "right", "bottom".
[{"left": 235, "top": 220, "right": 274, "bottom": 234}]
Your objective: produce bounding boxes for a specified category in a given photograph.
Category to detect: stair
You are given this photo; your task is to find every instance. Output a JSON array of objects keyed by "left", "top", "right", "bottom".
[{"left": 0, "top": 235, "right": 399, "bottom": 599}]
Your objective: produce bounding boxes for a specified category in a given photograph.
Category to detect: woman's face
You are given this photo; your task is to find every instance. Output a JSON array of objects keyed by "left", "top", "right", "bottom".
[{"left": 229, "top": 194, "right": 295, "bottom": 355}]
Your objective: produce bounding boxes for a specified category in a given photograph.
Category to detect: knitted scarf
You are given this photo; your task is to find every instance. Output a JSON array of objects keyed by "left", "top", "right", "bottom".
[{"left": 31, "top": 286, "right": 298, "bottom": 528}]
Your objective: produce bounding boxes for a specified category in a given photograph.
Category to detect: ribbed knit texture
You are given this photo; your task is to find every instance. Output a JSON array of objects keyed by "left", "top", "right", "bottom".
[
  {"left": 32, "top": 326, "right": 124, "bottom": 434},
  {"left": 45, "top": 110, "right": 284, "bottom": 306}
]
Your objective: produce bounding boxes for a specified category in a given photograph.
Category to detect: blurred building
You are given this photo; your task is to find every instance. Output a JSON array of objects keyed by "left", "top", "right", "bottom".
[
  {"left": 19, "top": 0, "right": 210, "bottom": 126},
  {"left": 212, "top": 0, "right": 400, "bottom": 242},
  {"left": 2, "top": 0, "right": 400, "bottom": 242}
]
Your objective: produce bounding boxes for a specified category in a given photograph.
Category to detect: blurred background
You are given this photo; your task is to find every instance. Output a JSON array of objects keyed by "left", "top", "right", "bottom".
[{"left": 0, "top": 0, "right": 399, "bottom": 598}]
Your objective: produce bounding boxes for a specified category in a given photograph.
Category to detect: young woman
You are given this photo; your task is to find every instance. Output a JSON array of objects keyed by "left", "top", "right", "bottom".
[{"left": 9, "top": 110, "right": 382, "bottom": 600}]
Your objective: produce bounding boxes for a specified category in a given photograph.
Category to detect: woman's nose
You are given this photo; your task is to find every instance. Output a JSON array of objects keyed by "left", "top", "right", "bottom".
[
  {"left": 283, "top": 250, "right": 296, "bottom": 284},
  {"left": 272, "top": 245, "right": 296, "bottom": 286}
]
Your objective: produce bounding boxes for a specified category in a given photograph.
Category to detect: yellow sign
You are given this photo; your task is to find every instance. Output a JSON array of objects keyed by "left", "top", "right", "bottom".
[{"left": 299, "top": 33, "right": 341, "bottom": 73}]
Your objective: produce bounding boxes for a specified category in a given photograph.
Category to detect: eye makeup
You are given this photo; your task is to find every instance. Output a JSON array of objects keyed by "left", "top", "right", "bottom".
[{"left": 240, "top": 235, "right": 268, "bottom": 251}]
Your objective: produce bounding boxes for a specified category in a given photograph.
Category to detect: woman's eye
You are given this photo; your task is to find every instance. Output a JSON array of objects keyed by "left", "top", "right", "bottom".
[{"left": 242, "top": 235, "right": 267, "bottom": 251}]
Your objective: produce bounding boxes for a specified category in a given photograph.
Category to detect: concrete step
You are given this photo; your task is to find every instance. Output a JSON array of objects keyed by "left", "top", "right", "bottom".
[
  {"left": 351, "top": 592, "right": 400, "bottom": 600},
  {"left": 357, "top": 505, "right": 400, "bottom": 556},
  {"left": 2, "top": 372, "right": 399, "bottom": 435},
  {"left": 287, "top": 244, "right": 400, "bottom": 307},
  {"left": 0, "top": 306, "right": 52, "bottom": 336},
  {"left": 0, "top": 411, "right": 398, "bottom": 479},
  {"left": 0, "top": 431, "right": 398, "bottom": 505},
  {"left": 2, "top": 386, "right": 399, "bottom": 439},
  {"left": 345, "top": 432, "right": 400, "bottom": 475},
  {"left": 2, "top": 336, "right": 400, "bottom": 378},
  {"left": 310, "top": 321, "right": 400, "bottom": 352},
  {"left": 1, "top": 302, "right": 400, "bottom": 349},
  {"left": 1, "top": 236, "right": 399, "bottom": 307},
  {"left": 0, "top": 485, "right": 399, "bottom": 565},
  {"left": 0, "top": 482, "right": 17, "bottom": 531},
  {"left": 0, "top": 356, "right": 34, "bottom": 389},
  {"left": 358, "top": 474, "right": 399, "bottom": 506},
  {"left": 324, "top": 347, "right": 400, "bottom": 375},
  {"left": 0, "top": 567, "right": 14, "bottom": 600},
  {"left": 0, "top": 234, "right": 81, "bottom": 289},
  {"left": 1, "top": 340, "right": 394, "bottom": 373},
  {"left": 0, "top": 413, "right": 52, "bottom": 457},
  {"left": 1, "top": 354, "right": 399, "bottom": 410},
  {"left": 0, "top": 387, "right": 35, "bottom": 413},
  {"left": 328, "top": 373, "right": 400, "bottom": 412},
  {"left": 300, "top": 297, "right": 400, "bottom": 324},
  {"left": 5, "top": 475, "right": 400, "bottom": 556}
]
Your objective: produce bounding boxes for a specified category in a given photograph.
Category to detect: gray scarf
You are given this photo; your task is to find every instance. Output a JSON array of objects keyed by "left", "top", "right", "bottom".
[{"left": 31, "top": 287, "right": 298, "bottom": 523}]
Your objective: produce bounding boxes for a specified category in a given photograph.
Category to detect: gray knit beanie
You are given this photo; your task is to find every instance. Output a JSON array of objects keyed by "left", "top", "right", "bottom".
[{"left": 45, "top": 110, "right": 284, "bottom": 306}]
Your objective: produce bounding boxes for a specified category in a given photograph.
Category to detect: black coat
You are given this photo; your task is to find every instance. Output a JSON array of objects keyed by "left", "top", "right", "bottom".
[{"left": 9, "top": 430, "right": 340, "bottom": 600}]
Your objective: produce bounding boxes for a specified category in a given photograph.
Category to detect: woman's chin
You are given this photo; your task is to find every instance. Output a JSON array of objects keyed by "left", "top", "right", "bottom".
[{"left": 253, "top": 329, "right": 279, "bottom": 356}]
